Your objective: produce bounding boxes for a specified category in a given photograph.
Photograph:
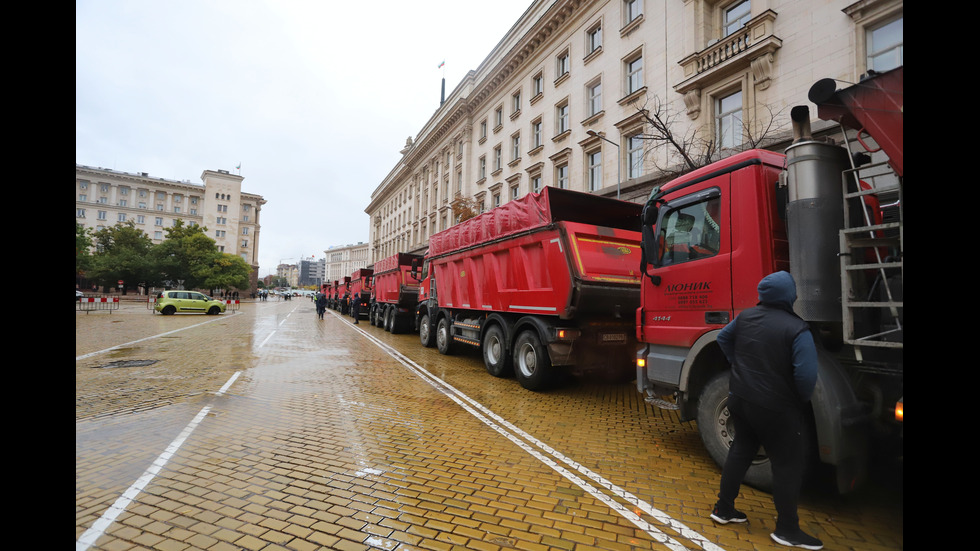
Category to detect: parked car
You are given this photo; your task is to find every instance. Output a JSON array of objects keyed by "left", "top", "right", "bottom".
[{"left": 153, "top": 291, "right": 226, "bottom": 315}]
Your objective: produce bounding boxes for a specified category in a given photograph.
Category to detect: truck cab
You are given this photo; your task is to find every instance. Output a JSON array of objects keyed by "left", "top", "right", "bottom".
[{"left": 636, "top": 149, "right": 788, "bottom": 412}]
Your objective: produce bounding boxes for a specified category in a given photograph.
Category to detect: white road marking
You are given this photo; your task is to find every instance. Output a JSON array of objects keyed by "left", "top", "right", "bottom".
[
  {"left": 77, "top": 302, "right": 295, "bottom": 549},
  {"left": 344, "top": 315, "right": 725, "bottom": 551},
  {"left": 75, "top": 314, "right": 231, "bottom": 361},
  {"left": 76, "top": 372, "right": 241, "bottom": 551}
]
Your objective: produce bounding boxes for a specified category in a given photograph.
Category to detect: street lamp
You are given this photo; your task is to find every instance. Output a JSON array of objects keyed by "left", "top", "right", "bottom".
[{"left": 587, "top": 129, "right": 621, "bottom": 199}]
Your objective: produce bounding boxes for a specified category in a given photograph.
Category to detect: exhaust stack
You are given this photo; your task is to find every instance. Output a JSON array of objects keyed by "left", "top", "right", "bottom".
[{"left": 784, "top": 107, "right": 848, "bottom": 323}]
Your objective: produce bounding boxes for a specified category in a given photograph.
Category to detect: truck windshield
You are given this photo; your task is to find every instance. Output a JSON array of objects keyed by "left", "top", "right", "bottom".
[{"left": 657, "top": 195, "right": 721, "bottom": 266}]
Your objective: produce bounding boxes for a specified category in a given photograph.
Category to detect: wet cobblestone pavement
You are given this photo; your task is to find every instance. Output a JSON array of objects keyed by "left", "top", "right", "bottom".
[{"left": 77, "top": 300, "right": 903, "bottom": 550}]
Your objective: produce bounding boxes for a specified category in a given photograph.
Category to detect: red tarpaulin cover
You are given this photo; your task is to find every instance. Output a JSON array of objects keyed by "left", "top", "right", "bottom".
[{"left": 428, "top": 187, "right": 640, "bottom": 258}]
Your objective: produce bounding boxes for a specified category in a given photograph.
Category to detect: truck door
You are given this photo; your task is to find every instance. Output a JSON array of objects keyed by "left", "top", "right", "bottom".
[{"left": 644, "top": 180, "right": 732, "bottom": 350}]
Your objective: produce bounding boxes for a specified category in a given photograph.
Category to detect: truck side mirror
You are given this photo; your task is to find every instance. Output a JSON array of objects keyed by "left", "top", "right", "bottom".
[{"left": 640, "top": 202, "right": 661, "bottom": 285}]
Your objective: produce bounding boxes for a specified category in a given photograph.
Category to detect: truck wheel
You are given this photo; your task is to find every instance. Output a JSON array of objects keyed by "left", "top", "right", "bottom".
[
  {"left": 513, "top": 330, "right": 553, "bottom": 391},
  {"left": 482, "top": 325, "right": 512, "bottom": 377},
  {"left": 697, "top": 371, "right": 774, "bottom": 492},
  {"left": 419, "top": 314, "right": 434, "bottom": 348},
  {"left": 436, "top": 316, "right": 454, "bottom": 355},
  {"left": 385, "top": 308, "right": 397, "bottom": 333},
  {"left": 370, "top": 307, "right": 379, "bottom": 326}
]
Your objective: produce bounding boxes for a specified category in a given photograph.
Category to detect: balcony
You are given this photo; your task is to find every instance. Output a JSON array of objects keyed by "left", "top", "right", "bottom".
[{"left": 675, "top": 10, "right": 781, "bottom": 111}]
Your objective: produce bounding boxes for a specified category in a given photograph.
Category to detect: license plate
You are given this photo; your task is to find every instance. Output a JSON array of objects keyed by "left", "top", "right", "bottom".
[{"left": 600, "top": 333, "right": 627, "bottom": 342}]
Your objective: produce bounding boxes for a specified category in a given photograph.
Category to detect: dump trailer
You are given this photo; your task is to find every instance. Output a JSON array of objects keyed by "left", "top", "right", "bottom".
[
  {"left": 326, "top": 280, "right": 339, "bottom": 310},
  {"left": 370, "top": 252, "right": 423, "bottom": 333},
  {"left": 415, "top": 186, "right": 643, "bottom": 390},
  {"left": 349, "top": 268, "right": 373, "bottom": 321},
  {"left": 332, "top": 277, "right": 351, "bottom": 313},
  {"left": 635, "top": 67, "right": 903, "bottom": 493}
]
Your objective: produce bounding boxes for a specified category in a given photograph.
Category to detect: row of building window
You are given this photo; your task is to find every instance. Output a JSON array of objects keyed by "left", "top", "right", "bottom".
[
  {"left": 480, "top": 59, "right": 644, "bottom": 144},
  {"left": 377, "top": 0, "right": 903, "bottom": 258},
  {"left": 78, "top": 182, "right": 255, "bottom": 211}
]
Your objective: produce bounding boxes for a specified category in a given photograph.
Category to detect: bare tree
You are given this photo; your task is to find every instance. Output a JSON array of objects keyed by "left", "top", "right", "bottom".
[{"left": 629, "top": 96, "right": 788, "bottom": 179}]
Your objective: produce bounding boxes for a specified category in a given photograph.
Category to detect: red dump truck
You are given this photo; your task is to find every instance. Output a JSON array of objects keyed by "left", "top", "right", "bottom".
[
  {"left": 414, "top": 186, "right": 643, "bottom": 390},
  {"left": 325, "top": 280, "right": 338, "bottom": 310},
  {"left": 370, "top": 252, "right": 423, "bottom": 333},
  {"left": 329, "top": 278, "right": 349, "bottom": 312},
  {"left": 635, "top": 67, "right": 903, "bottom": 493},
  {"left": 348, "top": 268, "right": 373, "bottom": 321}
]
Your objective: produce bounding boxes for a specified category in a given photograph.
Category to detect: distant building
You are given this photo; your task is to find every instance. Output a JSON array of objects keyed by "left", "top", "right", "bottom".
[
  {"left": 323, "top": 242, "right": 370, "bottom": 284},
  {"left": 75, "top": 164, "right": 266, "bottom": 289},
  {"left": 276, "top": 263, "right": 299, "bottom": 287},
  {"left": 298, "top": 257, "right": 326, "bottom": 288}
]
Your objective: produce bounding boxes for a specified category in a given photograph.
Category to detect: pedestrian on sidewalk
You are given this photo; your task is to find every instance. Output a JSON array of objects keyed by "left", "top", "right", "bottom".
[
  {"left": 709, "top": 271, "right": 823, "bottom": 550},
  {"left": 315, "top": 292, "right": 327, "bottom": 320}
]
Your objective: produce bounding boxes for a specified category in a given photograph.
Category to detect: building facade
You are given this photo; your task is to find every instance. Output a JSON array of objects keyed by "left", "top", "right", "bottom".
[
  {"left": 76, "top": 164, "right": 266, "bottom": 289},
  {"left": 365, "top": 0, "right": 903, "bottom": 263},
  {"left": 323, "top": 242, "right": 370, "bottom": 285},
  {"left": 297, "top": 257, "right": 327, "bottom": 288}
]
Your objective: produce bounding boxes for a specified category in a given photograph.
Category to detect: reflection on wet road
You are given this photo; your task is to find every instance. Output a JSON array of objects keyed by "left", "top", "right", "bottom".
[{"left": 77, "top": 300, "right": 903, "bottom": 550}]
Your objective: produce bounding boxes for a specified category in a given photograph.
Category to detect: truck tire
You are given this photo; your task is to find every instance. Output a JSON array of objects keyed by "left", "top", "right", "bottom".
[
  {"left": 419, "top": 313, "right": 434, "bottom": 348},
  {"left": 696, "top": 371, "right": 774, "bottom": 492},
  {"left": 482, "top": 325, "right": 512, "bottom": 377},
  {"left": 436, "top": 316, "right": 454, "bottom": 355},
  {"left": 513, "top": 330, "right": 553, "bottom": 391},
  {"left": 386, "top": 307, "right": 399, "bottom": 334}
]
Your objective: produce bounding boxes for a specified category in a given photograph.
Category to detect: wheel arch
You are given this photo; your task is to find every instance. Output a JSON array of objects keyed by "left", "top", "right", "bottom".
[
  {"left": 678, "top": 329, "right": 729, "bottom": 421},
  {"left": 480, "top": 313, "right": 515, "bottom": 349},
  {"left": 511, "top": 315, "right": 553, "bottom": 346}
]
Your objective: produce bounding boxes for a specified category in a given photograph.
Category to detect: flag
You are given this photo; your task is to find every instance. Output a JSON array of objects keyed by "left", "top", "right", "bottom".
[
  {"left": 438, "top": 60, "right": 445, "bottom": 68},
  {"left": 236, "top": 162, "right": 241, "bottom": 169}
]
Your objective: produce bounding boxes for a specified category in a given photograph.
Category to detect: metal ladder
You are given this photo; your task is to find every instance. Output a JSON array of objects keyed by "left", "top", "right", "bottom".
[{"left": 838, "top": 132, "right": 903, "bottom": 353}]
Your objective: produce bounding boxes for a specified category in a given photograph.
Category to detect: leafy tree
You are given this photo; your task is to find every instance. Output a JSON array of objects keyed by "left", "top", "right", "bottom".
[
  {"left": 451, "top": 196, "right": 481, "bottom": 222},
  {"left": 88, "top": 220, "right": 155, "bottom": 293},
  {"left": 76, "top": 223, "right": 93, "bottom": 277},
  {"left": 151, "top": 220, "right": 221, "bottom": 290},
  {"left": 204, "top": 253, "right": 252, "bottom": 292}
]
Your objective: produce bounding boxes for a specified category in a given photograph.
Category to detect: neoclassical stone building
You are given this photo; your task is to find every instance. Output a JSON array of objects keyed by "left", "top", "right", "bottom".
[
  {"left": 75, "top": 164, "right": 266, "bottom": 289},
  {"left": 366, "top": 0, "right": 902, "bottom": 263}
]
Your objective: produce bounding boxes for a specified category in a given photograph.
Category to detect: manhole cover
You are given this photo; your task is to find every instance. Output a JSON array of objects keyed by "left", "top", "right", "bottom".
[{"left": 93, "top": 359, "right": 159, "bottom": 369}]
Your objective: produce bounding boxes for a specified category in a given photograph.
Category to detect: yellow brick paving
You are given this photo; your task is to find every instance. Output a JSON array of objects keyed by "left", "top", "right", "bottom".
[{"left": 77, "top": 300, "right": 903, "bottom": 550}]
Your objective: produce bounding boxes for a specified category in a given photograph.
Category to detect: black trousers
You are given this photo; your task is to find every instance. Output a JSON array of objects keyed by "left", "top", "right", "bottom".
[{"left": 717, "top": 394, "right": 805, "bottom": 533}]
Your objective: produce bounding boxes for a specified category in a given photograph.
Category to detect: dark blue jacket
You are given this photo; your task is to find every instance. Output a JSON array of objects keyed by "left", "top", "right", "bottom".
[{"left": 717, "top": 271, "right": 818, "bottom": 411}]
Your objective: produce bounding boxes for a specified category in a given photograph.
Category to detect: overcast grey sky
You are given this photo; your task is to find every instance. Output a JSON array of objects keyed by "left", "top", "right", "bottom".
[{"left": 76, "top": 0, "right": 535, "bottom": 277}]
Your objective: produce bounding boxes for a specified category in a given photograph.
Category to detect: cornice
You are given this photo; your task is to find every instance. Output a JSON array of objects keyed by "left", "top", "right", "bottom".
[
  {"left": 470, "top": 0, "right": 587, "bottom": 111},
  {"left": 75, "top": 164, "right": 205, "bottom": 192},
  {"left": 388, "top": 0, "right": 590, "bottom": 180}
]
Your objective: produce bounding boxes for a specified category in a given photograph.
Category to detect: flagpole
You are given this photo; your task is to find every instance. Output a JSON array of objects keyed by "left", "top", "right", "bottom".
[{"left": 438, "top": 60, "right": 446, "bottom": 105}]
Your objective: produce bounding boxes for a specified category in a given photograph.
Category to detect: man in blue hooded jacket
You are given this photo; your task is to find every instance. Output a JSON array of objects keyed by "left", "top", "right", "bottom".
[{"left": 709, "top": 271, "right": 823, "bottom": 550}]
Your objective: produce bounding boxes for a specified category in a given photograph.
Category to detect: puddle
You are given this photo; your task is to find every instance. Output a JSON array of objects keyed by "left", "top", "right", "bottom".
[{"left": 92, "top": 359, "right": 160, "bottom": 369}]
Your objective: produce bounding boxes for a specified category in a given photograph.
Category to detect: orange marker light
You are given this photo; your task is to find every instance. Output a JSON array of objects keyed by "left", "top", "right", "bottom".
[{"left": 894, "top": 399, "right": 903, "bottom": 422}]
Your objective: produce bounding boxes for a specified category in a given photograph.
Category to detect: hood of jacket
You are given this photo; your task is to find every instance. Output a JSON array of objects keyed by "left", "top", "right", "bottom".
[{"left": 757, "top": 270, "right": 797, "bottom": 309}]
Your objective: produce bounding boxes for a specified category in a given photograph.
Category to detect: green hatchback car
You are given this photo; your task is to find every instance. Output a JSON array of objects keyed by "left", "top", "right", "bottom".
[{"left": 154, "top": 290, "right": 227, "bottom": 315}]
